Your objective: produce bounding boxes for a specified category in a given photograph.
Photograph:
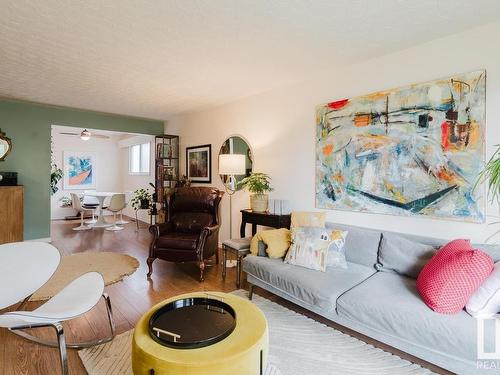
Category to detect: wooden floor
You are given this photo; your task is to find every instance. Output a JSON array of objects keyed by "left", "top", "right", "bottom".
[{"left": 0, "top": 218, "right": 449, "bottom": 375}]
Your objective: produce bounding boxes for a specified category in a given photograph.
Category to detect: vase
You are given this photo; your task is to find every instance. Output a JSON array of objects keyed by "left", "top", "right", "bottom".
[{"left": 250, "top": 194, "right": 268, "bottom": 212}]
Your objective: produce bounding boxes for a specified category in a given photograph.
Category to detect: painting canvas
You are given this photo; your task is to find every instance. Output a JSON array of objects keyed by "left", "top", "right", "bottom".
[
  {"left": 63, "top": 151, "right": 96, "bottom": 189},
  {"left": 316, "top": 71, "right": 486, "bottom": 223},
  {"left": 186, "top": 144, "right": 211, "bottom": 183}
]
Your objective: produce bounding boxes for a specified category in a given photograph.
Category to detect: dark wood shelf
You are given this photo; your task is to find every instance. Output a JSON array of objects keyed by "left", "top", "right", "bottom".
[{"left": 154, "top": 134, "right": 179, "bottom": 223}]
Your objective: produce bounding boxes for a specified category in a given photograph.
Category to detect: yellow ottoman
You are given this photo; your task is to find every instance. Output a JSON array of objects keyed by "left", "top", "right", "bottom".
[{"left": 132, "top": 291, "right": 268, "bottom": 375}]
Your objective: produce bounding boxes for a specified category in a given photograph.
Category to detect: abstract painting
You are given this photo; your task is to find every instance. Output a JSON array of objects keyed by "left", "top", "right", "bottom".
[
  {"left": 316, "top": 71, "right": 485, "bottom": 222},
  {"left": 186, "top": 144, "right": 211, "bottom": 183},
  {"left": 63, "top": 151, "right": 96, "bottom": 189}
]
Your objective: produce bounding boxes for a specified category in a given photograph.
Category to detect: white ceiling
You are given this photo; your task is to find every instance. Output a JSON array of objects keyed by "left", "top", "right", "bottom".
[{"left": 1, "top": 0, "right": 500, "bottom": 120}]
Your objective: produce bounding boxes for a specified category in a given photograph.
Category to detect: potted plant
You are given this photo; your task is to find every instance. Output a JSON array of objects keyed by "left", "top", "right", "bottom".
[
  {"left": 476, "top": 144, "right": 500, "bottom": 242},
  {"left": 238, "top": 172, "right": 274, "bottom": 212},
  {"left": 176, "top": 175, "right": 191, "bottom": 188},
  {"left": 59, "top": 196, "right": 72, "bottom": 207},
  {"left": 479, "top": 144, "right": 500, "bottom": 202},
  {"left": 131, "top": 188, "right": 152, "bottom": 210},
  {"left": 50, "top": 136, "right": 63, "bottom": 196}
]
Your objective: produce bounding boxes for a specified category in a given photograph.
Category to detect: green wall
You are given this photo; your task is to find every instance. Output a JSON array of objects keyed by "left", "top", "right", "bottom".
[{"left": 0, "top": 99, "right": 164, "bottom": 240}]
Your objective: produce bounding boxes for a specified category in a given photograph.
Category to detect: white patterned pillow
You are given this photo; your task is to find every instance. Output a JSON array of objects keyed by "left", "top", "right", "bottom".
[
  {"left": 326, "top": 229, "right": 348, "bottom": 269},
  {"left": 285, "top": 227, "right": 348, "bottom": 271}
]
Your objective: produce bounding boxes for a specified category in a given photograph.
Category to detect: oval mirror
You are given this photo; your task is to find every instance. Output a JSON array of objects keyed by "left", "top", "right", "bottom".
[
  {"left": 218, "top": 136, "right": 253, "bottom": 191},
  {"left": 0, "top": 129, "right": 12, "bottom": 161}
]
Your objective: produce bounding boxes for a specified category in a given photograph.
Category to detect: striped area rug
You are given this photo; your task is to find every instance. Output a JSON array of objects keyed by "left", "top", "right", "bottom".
[{"left": 79, "top": 290, "right": 434, "bottom": 375}]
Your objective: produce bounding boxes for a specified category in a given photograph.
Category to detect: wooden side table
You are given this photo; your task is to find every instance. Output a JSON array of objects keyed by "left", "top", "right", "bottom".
[{"left": 240, "top": 209, "right": 291, "bottom": 238}]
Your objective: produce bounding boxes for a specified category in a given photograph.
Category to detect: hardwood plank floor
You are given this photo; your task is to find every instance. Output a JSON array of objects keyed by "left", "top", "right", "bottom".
[{"left": 0, "top": 218, "right": 449, "bottom": 375}]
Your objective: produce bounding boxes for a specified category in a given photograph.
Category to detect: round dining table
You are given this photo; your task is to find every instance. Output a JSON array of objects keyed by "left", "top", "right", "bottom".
[{"left": 83, "top": 191, "right": 117, "bottom": 228}]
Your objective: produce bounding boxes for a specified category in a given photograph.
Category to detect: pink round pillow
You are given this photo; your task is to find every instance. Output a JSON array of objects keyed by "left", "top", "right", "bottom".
[{"left": 416, "top": 239, "right": 493, "bottom": 314}]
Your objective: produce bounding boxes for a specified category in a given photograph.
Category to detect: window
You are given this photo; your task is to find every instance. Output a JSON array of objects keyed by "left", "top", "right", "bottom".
[{"left": 129, "top": 142, "right": 150, "bottom": 175}]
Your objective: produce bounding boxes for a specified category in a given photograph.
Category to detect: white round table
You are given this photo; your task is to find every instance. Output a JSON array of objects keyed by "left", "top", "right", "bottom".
[{"left": 84, "top": 192, "right": 117, "bottom": 228}]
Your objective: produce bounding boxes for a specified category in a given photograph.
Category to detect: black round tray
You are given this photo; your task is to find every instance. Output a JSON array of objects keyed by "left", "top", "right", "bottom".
[{"left": 148, "top": 296, "right": 236, "bottom": 349}]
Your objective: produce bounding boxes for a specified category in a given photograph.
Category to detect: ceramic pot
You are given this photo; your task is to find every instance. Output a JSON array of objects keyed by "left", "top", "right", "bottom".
[
  {"left": 250, "top": 194, "right": 268, "bottom": 212},
  {"left": 140, "top": 199, "right": 150, "bottom": 209}
]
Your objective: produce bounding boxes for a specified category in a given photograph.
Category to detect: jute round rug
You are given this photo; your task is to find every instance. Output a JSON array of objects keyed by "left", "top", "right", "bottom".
[
  {"left": 30, "top": 252, "right": 140, "bottom": 301},
  {"left": 78, "top": 290, "right": 435, "bottom": 375}
]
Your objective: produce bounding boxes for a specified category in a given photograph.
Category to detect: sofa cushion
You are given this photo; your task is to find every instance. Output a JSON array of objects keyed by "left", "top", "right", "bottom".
[
  {"left": 157, "top": 233, "right": 199, "bottom": 250},
  {"left": 336, "top": 272, "right": 477, "bottom": 362},
  {"left": 416, "top": 239, "right": 493, "bottom": 314},
  {"left": 243, "top": 255, "right": 376, "bottom": 311},
  {"left": 284, "top": 227, "right": 347, "bottom": 272},
  {"left": 376, "top": 233, "right": 436, "bottom": 279},
  {"left": 325, "top": 223, "right": 381, "bottom": 268},
  {"left": 467, "top": 262, "right": 500, "bottom": 318}
]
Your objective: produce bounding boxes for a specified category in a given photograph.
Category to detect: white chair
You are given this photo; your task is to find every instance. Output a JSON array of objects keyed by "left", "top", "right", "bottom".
[
  {"left": 105, "top": 193, "right": 126, "bottom": 231},
  {"left": 116, "top": 190, "right": 132, "bottom": 225},
  {"left": 0, "top": 242, "right": 115, "bottom": 375},
  {"left": 70, "top": 193, "right": 94, "bottom": 231},
  {"left": 83, "top": 190, "right": 100, "bottom": 225}
]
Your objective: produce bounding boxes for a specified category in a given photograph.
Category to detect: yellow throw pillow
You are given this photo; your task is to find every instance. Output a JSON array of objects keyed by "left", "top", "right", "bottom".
[
  {"left": 260, "top": 228, "right": 291, "bottom": 258},
  {"left": 250, "top": 232, "right": 264, "bottom": 255},
  {"left": 291, "top": 211, "right": 326, "bottom": 228}
]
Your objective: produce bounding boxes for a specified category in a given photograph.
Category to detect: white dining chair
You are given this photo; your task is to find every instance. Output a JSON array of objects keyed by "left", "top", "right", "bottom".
[
  {"left": 0, "top": 242, "right": 115, "bottom": 375},
  {"left": 105, "top": 193, "right": 126, "bottom": 231},
  {"left": 83, "top": 190, "right": 100, "bottom": 225},
  {"left": 116, "top": 190, "right": 132, "bottom": 225},
  {"left": 71, "top": 193, "right": 95, "bottom": 231}
]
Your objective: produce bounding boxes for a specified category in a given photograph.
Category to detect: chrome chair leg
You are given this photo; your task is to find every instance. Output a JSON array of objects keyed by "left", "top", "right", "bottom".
[
  {"left": 9, "top": 294, "right": 116, "bottom": 349},
  {"left": 103, "top": 292, "right": 116, "bottom": 339},
  {"left": 53, "top": 322, "right": 68, "bottom": 375},
  {"left": 9, "top": 322, "right": 68, "bottom": 375},
  {"left": 15, "top": 293, "right": 33, "bottom": 310}
]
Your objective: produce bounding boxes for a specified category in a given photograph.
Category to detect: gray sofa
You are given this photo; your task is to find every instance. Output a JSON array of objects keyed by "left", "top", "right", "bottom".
[{"left": 242, "top": 222, "right": 500, "bottom": 375}]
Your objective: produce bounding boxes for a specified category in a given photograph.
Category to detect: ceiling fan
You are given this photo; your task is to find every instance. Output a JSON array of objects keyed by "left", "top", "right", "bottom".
[{"left": 58, "top": 129, "right": 110, "bottom": 141}]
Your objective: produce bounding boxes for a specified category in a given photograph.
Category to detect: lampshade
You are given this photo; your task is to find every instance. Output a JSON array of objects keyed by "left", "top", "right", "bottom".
[{"left": 219, "top": 154, "right": 246, "bottom": 175}]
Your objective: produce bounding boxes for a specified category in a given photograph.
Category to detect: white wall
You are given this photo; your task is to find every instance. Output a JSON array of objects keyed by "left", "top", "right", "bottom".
[
  {"left": 166, "top": 21, "right": 500, "bottom": 243},
  {"left": 51, "top": 126, "right": 122, "bottom": 219},
  {"left": 119, "top": 134, "right": 155, "bottom": 223}
]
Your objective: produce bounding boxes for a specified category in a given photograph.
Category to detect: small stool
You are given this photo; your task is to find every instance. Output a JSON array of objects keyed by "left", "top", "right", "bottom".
[{"left": 222, "top": 237, "right": 251, "bottom": 288}]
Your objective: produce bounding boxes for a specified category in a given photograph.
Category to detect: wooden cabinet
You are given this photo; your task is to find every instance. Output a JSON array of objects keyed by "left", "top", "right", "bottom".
[{"left": 0, "top": 186, "right": 23, "bottom": 244}]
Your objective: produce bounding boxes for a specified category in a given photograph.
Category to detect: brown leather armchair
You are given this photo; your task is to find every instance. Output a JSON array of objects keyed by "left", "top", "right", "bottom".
[{"left": 147, "top": 187, "right": 224, "bottom": 281}]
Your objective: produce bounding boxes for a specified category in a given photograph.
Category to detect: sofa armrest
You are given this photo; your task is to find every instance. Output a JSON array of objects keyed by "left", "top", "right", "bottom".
[
  {"left": 201, "top": 224, "right": 220, "bottom": 238},
  {"left": 197, "top": 224, "right": 220, "bottom": 260},
  {"left": 149, "top": 222, "right": 173, "bottom": 238}
]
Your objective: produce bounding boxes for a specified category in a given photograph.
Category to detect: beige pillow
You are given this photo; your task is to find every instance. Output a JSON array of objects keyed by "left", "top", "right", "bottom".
[
  {"left": 259, "top": 228, "right": 291, "bottom": 258},
  {"left": 291, "top": 211, "right": 326, "bottom": 228}
]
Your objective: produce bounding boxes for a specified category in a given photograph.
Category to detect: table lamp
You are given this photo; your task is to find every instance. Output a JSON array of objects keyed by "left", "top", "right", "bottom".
[{"left": 219, "top": 154, "right": 246, "bottom": 238}]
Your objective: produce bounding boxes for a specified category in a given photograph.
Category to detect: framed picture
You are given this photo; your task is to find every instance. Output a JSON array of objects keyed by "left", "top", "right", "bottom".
[
  {"left": 157, "top": 164, "right": 176, "bottom": 181},
  {"left": 156, "top": 143, "right": 173, "bottom": 159},
  {"left": 315, "top": 70, "right": 486, "bottom": 223},
  {"left": 186, "top": 144, "right": 211, "bottom": 183},
  {"left": 63, "top": 151, "right": 96, "bottom": 190}
]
